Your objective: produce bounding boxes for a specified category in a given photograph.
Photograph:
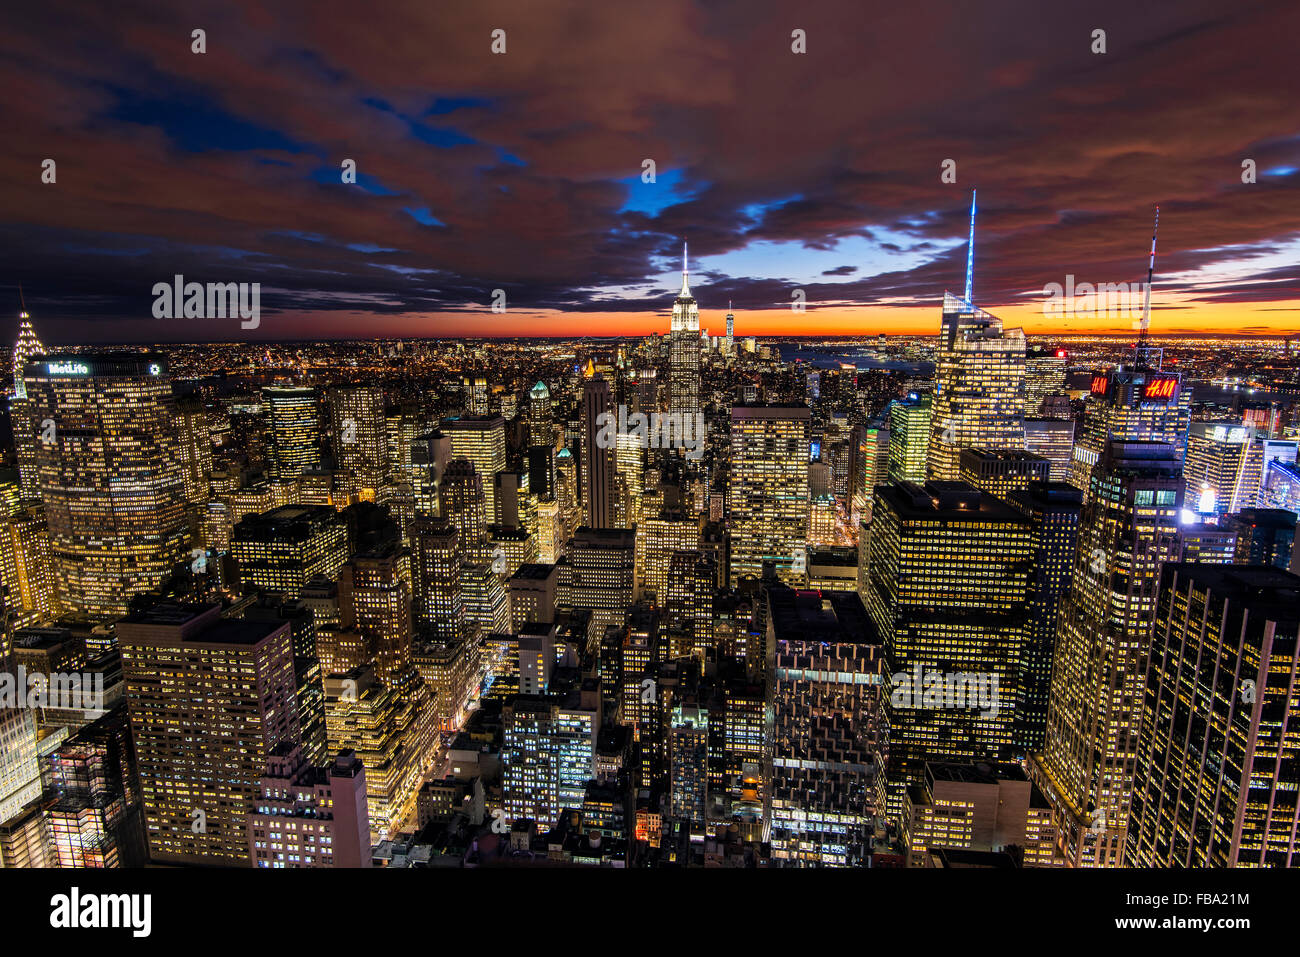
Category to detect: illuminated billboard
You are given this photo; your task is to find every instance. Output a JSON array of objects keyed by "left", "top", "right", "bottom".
[{"left": 1141, "top": 375, "right": 1179, "bottom": 403}]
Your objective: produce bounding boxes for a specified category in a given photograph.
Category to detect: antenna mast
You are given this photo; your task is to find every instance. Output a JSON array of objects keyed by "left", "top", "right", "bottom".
[{"left": 1136, "top": 206, "right": 1159, "bottom": 368}]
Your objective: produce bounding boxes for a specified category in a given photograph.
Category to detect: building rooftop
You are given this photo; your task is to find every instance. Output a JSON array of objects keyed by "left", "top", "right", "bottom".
[
  {"left": 959, "top": 448, "right": 1050, "bottom": 465},
  {"left": 511, "top": 563, "right": 558, "bottom": 581},
  {"left": 119, "top": 603, "right": 289, "bottom": 647},
  {"left": 1163, "top": 563, "right": 1300, "bottom": 622},
  {"left": 880, "top": 481, "right": 1027, "bottom": 522},
  {"left": 730, "top": 403, "right": 812, "bottom": 419},
  {"left": 1224, "top": 507, "right": 1298, "bottom": 529},
  {"left": 926, "top": 761, "right": 1029, "bottom": 786},
  {"left": 767, "top": 584, "right": 879, "bottom": 648}
]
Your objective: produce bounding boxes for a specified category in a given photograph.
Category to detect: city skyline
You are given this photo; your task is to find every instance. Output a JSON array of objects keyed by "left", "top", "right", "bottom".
[{"left": 3, "top": 2, "right": 1300, "bottom": 929}]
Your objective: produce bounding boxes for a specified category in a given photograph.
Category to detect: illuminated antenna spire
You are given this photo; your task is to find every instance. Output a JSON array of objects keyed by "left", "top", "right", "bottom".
[
  {"left": 1138, "top": 205, "right": 1159, "bottom": 345},
  {"left": 963, "top": 189, "right": 976, "bottom": 305},
  {"left": 18, "top": 282, "right": 27, "bottom": 319},
  {"left": 680, "top": 241, "right": 691, "bottom": 297}
]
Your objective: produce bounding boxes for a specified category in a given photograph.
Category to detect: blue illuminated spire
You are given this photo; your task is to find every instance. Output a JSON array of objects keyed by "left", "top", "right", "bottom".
[{"left": 964, "top": 189, "right": 976, "bottom": 306}]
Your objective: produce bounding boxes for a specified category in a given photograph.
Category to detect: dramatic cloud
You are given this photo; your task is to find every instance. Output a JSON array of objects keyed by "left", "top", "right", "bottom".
[{"left": 1, "top": 0, "right": 1297, "bottom": 341}]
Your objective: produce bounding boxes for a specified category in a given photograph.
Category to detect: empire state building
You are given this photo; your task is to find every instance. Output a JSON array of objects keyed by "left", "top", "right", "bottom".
[{"left": 668, "top": 243, "right": 701, "bottom": 417}]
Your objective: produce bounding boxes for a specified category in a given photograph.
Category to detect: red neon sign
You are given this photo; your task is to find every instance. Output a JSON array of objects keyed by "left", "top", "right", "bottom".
[{"left": 1143, "top": 376, "right": 1178, "bottom": 400}]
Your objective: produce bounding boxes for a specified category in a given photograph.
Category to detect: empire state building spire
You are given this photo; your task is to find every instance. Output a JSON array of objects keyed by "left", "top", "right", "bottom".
[
  {"left": 670, "top": 240, "right": 699, "bottom": 332},
  {"left": 668, "top": 240, "right": 701, "bottom": 416}
]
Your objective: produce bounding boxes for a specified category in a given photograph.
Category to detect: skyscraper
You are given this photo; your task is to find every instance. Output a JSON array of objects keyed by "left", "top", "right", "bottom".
[
  {"left": 926, "top": 194, "right": 1027, "bottom": 480},
  {"left": 1068, "top": 368, "right": 1190, "bottom": 498},
  {"left": 263, "top": 386, "right": 323, "bottom": 481},
  {"left": 11, "top": 308, "right": 46, "bottom": 500},
  {"left": 441, "top": 415, "right": 506, "bottom": 521},
  {"left": 613, "top": 430, "right": 644, "bottom": 529},
  {"left": 668, "top": 243, "right": 701, "bottom": 417},
  {"left": 1032, "top": 441, "right": 1183, "bottom": 867},
  {"left": 668, "top": 703, "right": 709, "bottom": 828},
  {"left": 118, "top": 603, "right": 301, "bottom": 866},
  {"left": 728, "top": 404, "right": 811, "bottom": 587},
  {"left": 1183, "top": 422, "right": 1260, "bottom": 517},
  {"left": 1025, "top": 347, "right": 1068, "bottom": 416},
  {"left": 411, "top": 517, "right": 464, "bottom": 641},
  {"left": 438, "top": 459, "right": 490, "bottom": 565},
  {"left": 958, "top": 448, "right": 1051, "bottom": 504},
  {"left": 46, "top": 709, "right": 148, "bottom": 868},
  {"left": 863, "top": 482, "right": 1033, "bottom": 824},
  {"left": 1024, "top": 418, "right": 1075, "bottom": 482},
  {"left": 463, "top": 375, "right": 489, "bottom": 416},
  {"left": 888, "top": 394, "right": 931, "bottom": 483},
  {"left": 323, "top": 666, "right": 433, "bottom": 841},
  {"left": 564, "top": 526, "right": 636, "bottom": 636},
  {"left": 11, "top": 308, "right": 45, "bottom": 399},
  {"left": 1223, "top": 507, "right": 1297, "bottom": 569},
  {"left": 24, "top": 354, "right": 190, "bottom": 617},
  {"left": 411, "top": 430, "right": 452, "bottom": 519},
  {"left": 1006, "top": 482, "right": 1082, "bottom": 753},
  {"left": 634, "top": 510, "right": 700, "bottom": 602},
  {"left": 661, "top": 549, "right": 715, "bottom": 658},
  {"left": 903, "top": 762, "right": 1058, "bottom": 868},
  {"left": 766, "top": 584, "right": 882, "bottom": 865},
  {"left": 0, "top": 707, "right": 42, "bottom": 824},
  {"left": 231, "top": 505, "right": 348, "bottom": 598},
  {"left": 1129, "top": 564, "right": 1300, "bottom": 867},
  {"left": 329, "top": 385, "right": 388, "bottom": 499},
  {"left": 0, "top": 503, "right": 62, "bottom": 632},
  {"left": 339, "top": 542, "right": 414, "bottom": 691},
  {"left": 174, "top": 395, "right": 215, "bottom": 508},
  {"left": 528, "top": 381, "right": 552, "bottom": 448},
  {"left": 437, "top": 458, "right": 508, "bottom": 639},
  {"left": 508, "top": 562, "right": 559, "bottom": 631},
  {"left": 581, "top": 376, "right": 616, "bottom": 529}
]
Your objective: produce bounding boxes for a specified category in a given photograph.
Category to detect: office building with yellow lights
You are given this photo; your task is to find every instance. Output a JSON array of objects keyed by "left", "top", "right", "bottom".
[
  {"left": 231, "top": 505, "right": 348, "bottom": 598},
  {"left": 1032, "top": 441, "right": 1183, "bottom": 867},
  {"left": 23, "top": 354, "right": 190, "bottom": 618},
  {"left": 1129, "top": 563, "right": 1300, "bottom": 867},
  {"left": 863, "top": 482, "right": 1033, "bottom": 825},
  {"left": 927, "top": 293, "right": 1026, "bottom": 481},
  {"left": 117, "top": 603, "right": 301, "bottom": 866},
  {"left": 728, "top": 404, "right": 811, "bottom": 587}
]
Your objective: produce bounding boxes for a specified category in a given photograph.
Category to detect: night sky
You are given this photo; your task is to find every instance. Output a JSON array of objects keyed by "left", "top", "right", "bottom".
[{"left": 3, "top": 0, "right": 1299, "bottom": 343}]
